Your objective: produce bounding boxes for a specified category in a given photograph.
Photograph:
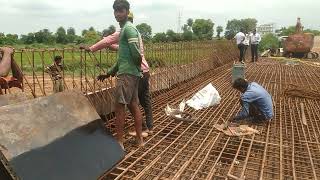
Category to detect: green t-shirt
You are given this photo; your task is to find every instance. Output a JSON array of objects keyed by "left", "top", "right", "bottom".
[{"left": 108, "top": 21, "right": 142, "bottom": 77}]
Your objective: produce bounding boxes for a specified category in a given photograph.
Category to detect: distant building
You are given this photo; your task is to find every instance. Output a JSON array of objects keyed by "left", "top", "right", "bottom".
[{"left": 257, "top": 23, "right": 276, "bottom": 36}]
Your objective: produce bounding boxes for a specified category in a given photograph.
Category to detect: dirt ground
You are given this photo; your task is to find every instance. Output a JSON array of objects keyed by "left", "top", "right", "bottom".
[{"left": 312, "top": 36, "right": 320, "bottom": 53}]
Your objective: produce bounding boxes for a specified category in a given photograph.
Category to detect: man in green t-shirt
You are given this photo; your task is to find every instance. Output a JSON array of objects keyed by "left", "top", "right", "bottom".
[{"left": 97, "top": 0, "right": 144, "bottom": 149}]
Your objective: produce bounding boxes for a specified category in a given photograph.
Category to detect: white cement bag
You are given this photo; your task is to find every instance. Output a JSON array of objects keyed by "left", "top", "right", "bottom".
[{"left": 186, "top": 83, "right": 221, "bottom": 110}]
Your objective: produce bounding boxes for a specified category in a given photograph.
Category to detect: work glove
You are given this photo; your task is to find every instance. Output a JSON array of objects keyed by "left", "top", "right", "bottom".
[{"left": 97, "top": 73, "right": 110, "bottom": 82}]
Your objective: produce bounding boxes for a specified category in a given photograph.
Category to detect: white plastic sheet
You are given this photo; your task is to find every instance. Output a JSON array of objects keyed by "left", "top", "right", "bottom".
[
  {"left": 186, "top": 83, "right": 221, "bottom": 110},
  {"left": 165, "top": 99, "right": 186, "bottom": 118}
]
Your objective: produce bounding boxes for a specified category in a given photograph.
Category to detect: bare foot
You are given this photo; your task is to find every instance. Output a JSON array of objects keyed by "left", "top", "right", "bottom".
[
  {"left": 128, "top": 130, "right": 148, "bottom": 137},
  {"left": 136, "top": 138, "right": 145, "bottom": 147}
]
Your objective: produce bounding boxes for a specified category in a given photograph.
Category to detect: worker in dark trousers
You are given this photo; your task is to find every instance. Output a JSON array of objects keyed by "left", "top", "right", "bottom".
[
  {"left": 234, "top": 28, "right": 246, "bottom": 63},
  {"left": 250, "top": 29, "right": 261, "bottom": 62}
]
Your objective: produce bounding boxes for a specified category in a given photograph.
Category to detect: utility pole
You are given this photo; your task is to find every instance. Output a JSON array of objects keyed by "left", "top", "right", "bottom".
[{"left": 177, "top": 10, "right": 182, "bottom": 33}]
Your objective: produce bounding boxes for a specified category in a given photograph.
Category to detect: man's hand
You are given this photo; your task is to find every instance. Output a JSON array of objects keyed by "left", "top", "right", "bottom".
[
  {"left": 79, "top": 45, "right": 91, "bottom": 52},
  {"left": 0, "top": 47, "right": 14, "bottom": 55},
  {"left": 97, "top": 74, "right": 110, "bottom": 82}
]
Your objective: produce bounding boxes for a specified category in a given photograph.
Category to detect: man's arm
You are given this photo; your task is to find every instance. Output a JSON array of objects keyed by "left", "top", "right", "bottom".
[
  {"left": 107, "top": 61, "right": 119, "bottom": 77},
  {"left": 124, "top": 26, "right": 142, "bottom": 66},
  {"left": 233, "top": 100, "right": 250, "bottom": 121},
  {"left": 86, "top": 31, "right": 120, "bottom": 52},
  {"left": 0, "top": 47, "right": 14, "bottom": 77},
  {"left": 257, "top": 34, "right": 262, "bottom": 43}
]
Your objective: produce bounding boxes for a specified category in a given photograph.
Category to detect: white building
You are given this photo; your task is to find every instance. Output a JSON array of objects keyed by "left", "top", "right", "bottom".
[{"left": 257, "top": 23, "right": 276, "bottom": 36}]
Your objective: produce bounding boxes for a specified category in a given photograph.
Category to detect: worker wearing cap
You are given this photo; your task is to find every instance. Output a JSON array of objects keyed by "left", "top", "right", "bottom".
[{"left": 81, "top": 11, "right": 153, "bottom": 134}]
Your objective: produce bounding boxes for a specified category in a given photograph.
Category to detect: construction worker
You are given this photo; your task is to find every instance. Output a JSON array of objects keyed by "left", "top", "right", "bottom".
[
  {"left": 231, "top": 78, "right": 273, "bottom": 123},
  {"left": 249, "top": 29, "right": 261, "bottom": 62},
  {"left": 45, "top": 56, "right": 64, "bottom": 93},
  {"left": 81, "top": 11, "right": 153, "bottom": 135},
  {"left": 96, "top": 0, "right": 144, "bottom": 149},
  {"left": 234, "top": 28, "right": 246, "bottom": 63}
]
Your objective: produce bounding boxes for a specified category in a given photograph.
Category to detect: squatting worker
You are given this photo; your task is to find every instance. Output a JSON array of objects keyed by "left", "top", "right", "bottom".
[
  {"left": 45, "top": 55, "right": 64, "bottom": 93},
  {"left": 81, "top": 12, "right": 153, "bottom": 134},
  {"left": 96, "top": 0, "right": 144, "bottom": 149},
  {"left": 231, "top": 78, "right": 273, "bottom": 123},
  {"left": 234, "top": 28, "right": 246, "bottom": 63}
]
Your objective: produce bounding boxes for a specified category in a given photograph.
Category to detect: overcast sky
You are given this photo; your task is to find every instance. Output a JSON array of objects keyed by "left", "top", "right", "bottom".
[{"left": 1, "top": 0, "right": 319, "bottom": 36}]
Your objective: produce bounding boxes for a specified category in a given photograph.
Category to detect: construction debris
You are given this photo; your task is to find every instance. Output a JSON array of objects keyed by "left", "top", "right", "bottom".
[
  {"left": 186, "top": 83, "right": 221, "bottom": 110},
  {"left": 214, "top": 123, "right": 260, "bottom": 136},
  {"left": 165, "top": 100, "right": 196, "bottom": 122},
  {"left": 284, "top": 84, "right": 320, "bottom": 100}
]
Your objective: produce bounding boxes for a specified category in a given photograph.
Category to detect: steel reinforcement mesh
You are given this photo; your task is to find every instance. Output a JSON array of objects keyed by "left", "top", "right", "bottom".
[{"left": 101, "top": 59, "right": 320, "bottom": 180}]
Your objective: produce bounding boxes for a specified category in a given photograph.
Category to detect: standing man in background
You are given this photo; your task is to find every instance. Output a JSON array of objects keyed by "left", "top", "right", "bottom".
[
  {"left": 250, "top": 29, "right": 261, "bottom": 62},
  {"left": 234, "top": 28, "right": 246, "bottom": 63},
  {"left": 243, "top": 32, "right": 250, "bottom": 62}
]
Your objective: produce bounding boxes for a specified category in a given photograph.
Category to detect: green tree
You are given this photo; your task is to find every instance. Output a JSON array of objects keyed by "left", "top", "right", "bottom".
[
  {"left": 304, "top": 29, "right": 320, "bottom": 36},
  {"left": 259, "top": 33, "right": 279, "bottom": 52},
  {"left": 166, "top": 29, "right": 181, "bottom": 42},
  {"left": 88, "top": 27, "right": 95, "bottom": 32},
  {"left": 182, "top": 31, "right": 193, "bottom": 41},
  {"left": 241, "top": 18, "right": 257, "bottom": 33},
  {"left": 102, "top": 25, "right": 116, "bottom": 37},
  {"left": 66, "top": 27, "right": 76, "bottom": 43},
  {"left": 192, "top": 19, "right": 214, "bottom": 40},
  {"left": 187, "top": 18, "right": 193, "bottom": 27},
  {"left": 82, "top": 29, "right": 88, "bottom": 36},
  {"left": 56, "top": 27, "right": 68, "bottom": 44},
  {"left": 224, "top": 18, "right": 257, "bottom": 39},
  {"left": 67, "top": 27, "right": 76, "bottom": 36},
  {"left": 276, "top": 26, "right": 295, "bottom": 36},
  {"left": 21, "top": 33, "right": 36, "bottom": 44},
  {"left": 136, "top": 23, "right": 152, "bottom": 42},
  {"left": 216, "top": 26, "right": 223, "bottom": 39},
  {"left": 152, "top": 32, "right": 167, "bottom": 43},
  {"left": 34, "top": 29, "right": 55, "bottom": 44},
  {"left": 83, "top": 30, "right": 100, "bottom": 44}
]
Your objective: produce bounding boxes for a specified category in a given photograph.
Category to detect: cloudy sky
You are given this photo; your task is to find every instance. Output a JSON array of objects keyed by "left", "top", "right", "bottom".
[{"left": 1, "top": 0, "right": 319, "bottom": 36}]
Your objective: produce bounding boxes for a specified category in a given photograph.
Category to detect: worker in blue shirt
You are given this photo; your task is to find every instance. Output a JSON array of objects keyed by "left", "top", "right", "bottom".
[{"left": 231, "top": 78, "right": 273, "bottom": 123}]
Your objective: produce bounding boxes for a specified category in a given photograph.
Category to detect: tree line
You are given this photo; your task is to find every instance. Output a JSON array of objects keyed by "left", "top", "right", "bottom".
[{"left": 1, "top": 17, "right": 319, "bottom": 47}]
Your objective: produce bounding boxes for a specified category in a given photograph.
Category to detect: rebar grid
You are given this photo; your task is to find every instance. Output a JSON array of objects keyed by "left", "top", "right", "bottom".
[{"left": 102, "top": 59, "right": 320, "bottom": 180}]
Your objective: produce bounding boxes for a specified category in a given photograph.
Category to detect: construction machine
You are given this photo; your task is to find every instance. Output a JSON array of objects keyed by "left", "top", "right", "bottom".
[{"left": 262, "top": 18, "right": 319, "bottom": 59}]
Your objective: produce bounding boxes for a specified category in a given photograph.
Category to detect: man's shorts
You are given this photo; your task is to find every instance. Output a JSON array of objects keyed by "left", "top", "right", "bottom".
[{"left": 115, "top": 74, "right": 140, "bottom": 105}]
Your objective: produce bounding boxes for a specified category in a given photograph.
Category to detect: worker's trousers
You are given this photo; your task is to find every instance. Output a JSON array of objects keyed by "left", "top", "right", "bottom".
[
  {"left": 251, "top": 44, "right": 259, "bottom": 62},
  {"left": 138, "top": 72, "right": 153, "bottom": 130},
  {"left": 238, "top": 44, "right": 245, "bottom": 62}
]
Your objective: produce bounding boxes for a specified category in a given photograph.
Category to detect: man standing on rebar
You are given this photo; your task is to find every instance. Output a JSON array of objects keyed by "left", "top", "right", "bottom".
[
  {"left": 45, "top": 55, "right": 64, "bottom": 93},
  {"left": 231, "top": 78, "right": 273, "bottom": 123},
  {"left": 249, "top": 29, "right": 261, "bottom": 62},
  {"left": 97, "top": 0, "right": 144, "bottom": 149},
  {"left": 234, "top": 28, "right": 246, "bottom": 63},
  {"left": 81, "top": 12, "right": 154, "bottom": 134}
]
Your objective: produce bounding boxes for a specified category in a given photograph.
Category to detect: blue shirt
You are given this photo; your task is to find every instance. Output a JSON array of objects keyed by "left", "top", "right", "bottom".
[{"left": 234, "top": 82, "right": 273, "bottom": 120}]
